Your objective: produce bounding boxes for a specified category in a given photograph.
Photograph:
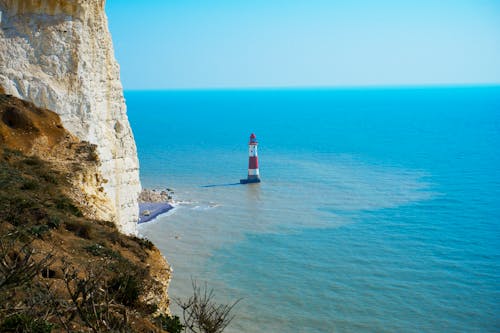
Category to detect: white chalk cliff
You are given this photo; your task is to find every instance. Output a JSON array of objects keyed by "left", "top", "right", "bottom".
[{"left": 0, "top": 0, "right": 140, "bottom": 234}]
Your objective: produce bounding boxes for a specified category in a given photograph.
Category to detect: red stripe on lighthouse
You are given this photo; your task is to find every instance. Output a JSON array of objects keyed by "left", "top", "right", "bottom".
[
  {"left": 249, "top": 156, "right": 259, "bottom": 169},
  {"left": 240, "top": 133, "right": 261, "bottom": 184}
]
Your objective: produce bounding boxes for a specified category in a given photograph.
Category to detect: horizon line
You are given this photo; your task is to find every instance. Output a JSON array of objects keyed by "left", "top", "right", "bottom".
[{"left": 123, "top": 82, "right": 500, "bottom": 92}]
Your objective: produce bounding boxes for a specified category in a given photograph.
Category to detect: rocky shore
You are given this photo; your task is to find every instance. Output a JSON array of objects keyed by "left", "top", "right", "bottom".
[{"left": 138, "top": 189, "right": 175, "bottom": 224}]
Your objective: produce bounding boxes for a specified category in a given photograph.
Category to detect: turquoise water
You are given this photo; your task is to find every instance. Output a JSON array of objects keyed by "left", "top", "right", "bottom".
[{"left": 127, "top": 87, "right": 500, "bottom": 332}]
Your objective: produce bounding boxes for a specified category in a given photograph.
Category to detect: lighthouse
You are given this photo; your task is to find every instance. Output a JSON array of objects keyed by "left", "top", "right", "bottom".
[{"left": 240, "top": 133, "right": 261, "bottom": 184}]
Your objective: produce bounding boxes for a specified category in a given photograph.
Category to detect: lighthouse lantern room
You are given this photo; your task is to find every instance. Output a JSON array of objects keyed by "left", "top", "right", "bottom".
[{"left": 240, "top": 133, "right": 261, "bottom": 184}]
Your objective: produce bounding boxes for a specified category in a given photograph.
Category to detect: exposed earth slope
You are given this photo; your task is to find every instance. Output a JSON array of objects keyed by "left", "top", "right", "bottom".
[{"left": 0, "top": 94, "right": 172, "bottom": 332}]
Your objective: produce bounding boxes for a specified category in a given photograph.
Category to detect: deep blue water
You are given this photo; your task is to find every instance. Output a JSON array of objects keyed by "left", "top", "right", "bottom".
[{"left": 127, "top": 86, "right": 500, "bottom": 332}]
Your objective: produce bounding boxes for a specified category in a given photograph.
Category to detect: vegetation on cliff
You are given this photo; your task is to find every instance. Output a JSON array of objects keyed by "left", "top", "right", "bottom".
[{"left": 0, "top": 94, "right": 176, "bottom": 332}]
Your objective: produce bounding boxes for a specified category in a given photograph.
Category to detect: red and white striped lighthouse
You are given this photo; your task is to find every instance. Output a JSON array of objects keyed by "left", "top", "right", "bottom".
[{"left": 240, "top": 133, "right": 261, "bottom": 184}]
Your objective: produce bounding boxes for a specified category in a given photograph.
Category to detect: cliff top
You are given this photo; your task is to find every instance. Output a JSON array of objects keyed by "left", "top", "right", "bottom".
[{"left": 0, "top": 0, "right": 101, "bottom": 16}]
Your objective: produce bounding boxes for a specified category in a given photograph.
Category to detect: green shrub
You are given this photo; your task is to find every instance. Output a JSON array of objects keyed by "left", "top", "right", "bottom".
[
  {"left": 23, "top": 156, "right": 43, "bottom": 167},
  {"left": 2, "top": 148, "right": 23, "bottom": 160},
  {"left": 132, "top": 236, "right": 155, "bottom": 250},
  {"left": 20, "top": 179, "right": 39, "bottom": 190},
  {"left": 84, "top": 243, "right": 121, "bottom": 260},
  {"left": 84, "top": 243, "right": 104, "bottom": 256},
  {"left": 108, "top": 272, "right": 141, "bottom": 306},
  {"left": 107, "top": 230, "right": 121, "bottom": 244},
  {"left": 40, "top": 172, "right": 58, "bottom": 184},
  {"left": 100, "top": 220, "right": 116, "bottom": 229},
  {"left": 47, "top": 216, "right": 60, "bottom": 229},
  {"left": 0, "top": 313, "right": 53, "bottom": 333},
  {"left": 54, "top": 197, "right": 82, "bottom": 217},
  {"left": 2, "top": 197, "right": 39, "bottom": 226},
  {"left": 156, "top": 314, "right": 183, "bottom": 333},
  {"left": 65, "top": 220, "right": 92, "bottom": 239},
  {"left": 142, "top": 302, "right": 158, "bottom": 315},
  {"left": 29, "top": 225, "right": 50, "bottom": 238}
]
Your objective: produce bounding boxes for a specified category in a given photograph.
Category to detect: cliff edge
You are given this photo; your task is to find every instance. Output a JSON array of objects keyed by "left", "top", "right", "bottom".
[
  {"left": 0, "top": 0, "right": 140, "bottom": 234},
  {"left": 0, "top": 93, "right": 172, "bottom": 331}
]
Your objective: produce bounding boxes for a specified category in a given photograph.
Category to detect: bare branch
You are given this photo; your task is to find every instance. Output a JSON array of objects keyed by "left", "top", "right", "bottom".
[
  {"left": 174, "top": 279, "right": 242, "bottom": 333},
  {"left": 0, "top": 235, "right": 53, "bottom": 290}
]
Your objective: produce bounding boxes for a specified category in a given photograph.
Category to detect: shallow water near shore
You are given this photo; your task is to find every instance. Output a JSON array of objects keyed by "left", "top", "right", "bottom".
[{"left": 129, "top": 87, "right": 500, "bottom": 332}]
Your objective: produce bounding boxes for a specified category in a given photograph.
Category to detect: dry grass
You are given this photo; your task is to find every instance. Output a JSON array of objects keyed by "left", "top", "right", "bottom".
[{"left": 0, "top": 147, "right": 170, "bottom": 332}]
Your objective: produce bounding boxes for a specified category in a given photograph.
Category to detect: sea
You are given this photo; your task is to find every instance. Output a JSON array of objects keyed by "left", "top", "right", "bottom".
[{"left": 126, "top": 86, "right": 500, "bottom": 333}]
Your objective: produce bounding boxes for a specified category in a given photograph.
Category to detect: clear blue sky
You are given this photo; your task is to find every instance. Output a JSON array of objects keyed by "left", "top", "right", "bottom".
[{"left": 106, "top": 0, "right": 500, "bottom": 90}]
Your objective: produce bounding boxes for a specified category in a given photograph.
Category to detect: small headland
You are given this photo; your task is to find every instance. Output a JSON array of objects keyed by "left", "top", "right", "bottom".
[{"left": 139, "top": 189, "right": 175, "bottom": 224}]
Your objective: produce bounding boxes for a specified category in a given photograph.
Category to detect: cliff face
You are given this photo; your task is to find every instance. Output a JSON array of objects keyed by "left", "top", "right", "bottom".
[{"left": 0, "top": 0, "right": 140, "bottom": 234}]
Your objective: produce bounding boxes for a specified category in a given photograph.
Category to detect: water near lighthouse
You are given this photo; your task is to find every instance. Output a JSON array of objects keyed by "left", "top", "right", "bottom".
[{"left": 127, "top": 87, "right": 500, "bottom": 333}]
